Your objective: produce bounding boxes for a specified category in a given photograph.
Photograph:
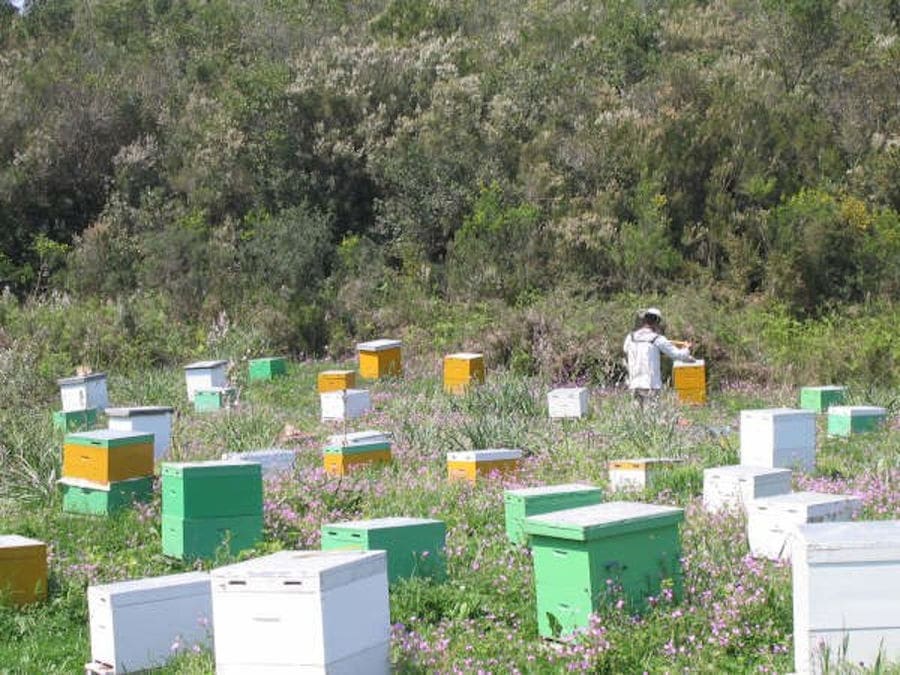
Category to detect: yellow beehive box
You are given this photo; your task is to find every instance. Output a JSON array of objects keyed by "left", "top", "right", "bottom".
[
  {"left": 317, "top": 370, "right": 357, "bottom": 393},
  {"left": 608, "top": 457, "right": 684, "bottom": 491},
  {"left": 447, "top": 449, "right": 522, "bottom": 483},
  {"left": 443, "top": 353, "right": 485, "bottom": 394},
  {"left": 62, "top": 430, "right": 154, "bottom": 485},
  {"left": 323, "top": 450, "right": 392, "bottom": 477},
  {"left": 357, "top": 339, "right": 402, "bottom": 379},
  {"left": 0, "top": 535, "right": 48, "bottom": 606},
  {"left": 672, "top": 360, "right": 707, "bottom": 405}
]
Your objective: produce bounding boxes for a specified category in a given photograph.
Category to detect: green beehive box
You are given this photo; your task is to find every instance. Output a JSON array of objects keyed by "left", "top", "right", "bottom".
[
  {"left": 799, "top": 386, "right": 847, "bottom": 413},
  {"left": 161, "top": 513, "right": 263, "bottom": 560},
  {"left": 524, "top": 501, "right": 684, "bottom": 639},
  {"left": 827, "top": 406, "right": 887, "bottom": 437},
  {"left": 52, "top": 408, "right": 98, "bottom": 432},
  {"left": 193, "top": 387, "right": 235, "bottom": 412},
  {"left": 58, "top": 476, "right": 153, "bottom": 516},
  {"left": 248, "top": 357, "right": 287, "bottom": 382},
  {"left": 320, "top": 517, "right": 446, "bottom": 583},
  {"left": 504, "top": 484, "right": 603, "bottom": 546},
  {"left": 161, "top": 461, "right": 262, "bottom": 519}
]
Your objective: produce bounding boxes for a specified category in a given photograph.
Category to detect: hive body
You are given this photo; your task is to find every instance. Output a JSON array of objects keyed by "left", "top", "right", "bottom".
[
  {"left": 504, "top": 484, "right": 603, "bottom": 546},
  {"left": 0, "top": 535, "right": 47, "bottom": 606},
  {"left": 357, "top": 339, "right": 402, "bottom": 379}
]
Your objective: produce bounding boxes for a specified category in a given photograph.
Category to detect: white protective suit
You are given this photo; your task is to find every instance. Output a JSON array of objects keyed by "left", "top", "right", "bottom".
[{"left": 623, "top": 327, "right": 693, "bottom": 390}]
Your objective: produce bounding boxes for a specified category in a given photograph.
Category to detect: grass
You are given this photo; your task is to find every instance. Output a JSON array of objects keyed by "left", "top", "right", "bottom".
[{"left": 2, "top": 361, "right": 900, "bottom": 672}]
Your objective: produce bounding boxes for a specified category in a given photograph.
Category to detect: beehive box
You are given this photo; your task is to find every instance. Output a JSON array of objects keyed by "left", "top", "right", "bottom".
[
  {"left": 323, "top": 431, "right": 391, "bottom": 477},
  {"left": 248, "top": 356, "right": 287, "bottom": 382},
  {"left": 88, "top": 571, "right": 212, "bottom": 673},
  {"left": 193, "top": 387, "right": 235, "bottom": 413},
  {"left": 504, "top": 484, "right": 603, "bottom": 546},
  {"left": 447, "top": 449, "right": 522, "bottom": 483},
  {"left": 702, "top": 465, "right": 792, "bottom": 513},
  {"left": 211, "top": 550, "right": 390, "bottom": 675},
  {"left": 672, "top": 360, "right": 707, "bottom": 405},
  {"left": 317, "top": 370, "right": 356, "bottom": 393},
  {"left": 443, "top": 353, "right": 485, "bottom": 394},
  {"left": 58, "top": 372, "right": 108, "bottom": 413},
  {"left": 321, "top": 517, "right": 446, "bottom": 583},
  {"left": 0, "top": 535, "right": 47, "bottom": 606},
  {"left": 799, "top": 386, "right": 847, "bottom": 413},
  {"left": 59, "top": 477, "right": 153, "bottom": 516},
  {"left": 162, "top": 461, "right": 262, "bottom": 520},
  {"left": 747, "top": 491, "right": 861, "bottom": 561},
  {"left": 739, "top": 408, "right": 817, "bottom": 472},
  {"left": 63, "top": 430, "right": 154, "bottom": 485},
  {"left": 793, "top": 521, "right": 900, "bottom": 674},
  {"left": 184, "top": 360, "right": 228, "bottom": 402},
  {"left": 161, "top": 514, "right": 263, "bottom": 561},
  {"left": 106, "top": 406, "right": 174, "bottom": 462},
  {"left": 547, "top": 388, "right": 590, "bottom": 419},
  {"left": 357, "top": 339, "right": 402, "bottom": 379},
  {"left": 53, "top": 408, "right": 98, "bottom": 432},
  {"left": 608, "top": 458, "right": 684, "bottom": 491},
  {"left": 524, "top": 502, "right": 683, "bottom": 638},
  {"left": 320, "top": 389, "right": 371, "bottom": 422},
  {"left": 221, "top": 448, "right": 296, "bottom": 478},
  {"left": 826, "top": 406, "right": 887, "bottom": 437}
]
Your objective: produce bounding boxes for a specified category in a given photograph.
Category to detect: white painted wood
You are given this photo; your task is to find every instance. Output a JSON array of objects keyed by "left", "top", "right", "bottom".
[
  {"left": 211, "top": 550, "right": 389, "bottom": 674},
  {"left": 739, "top": 408, "right": 817, "bottom": 472},
  {"left": 356, "top": 339, "right": 401, "bottom": 352},
  {"left": 59, "top": 373, "right": 108, "bottom": 412},
  {"left": 320, "top": 390, "right": 371, "bottom": 421},
  {"left": 446, "top": 449, "right": 522, "bottom": 462},
  {"left": 88, "top": 571, "right": 212, "bottom": 673},
  {"left": 608, "top": 458, "right": 683, "bottom": 491},
  {"left": 702, "top": 465, "right": 793, "bottom": 513},
  {"left": 547, "top": 388, "right": 590, "bottom": 419},
  {"left": 326, "top": 430, "right": 390, "bottom": 448},
  {"left": 106, "top": 407, "right": 173, "bottom": 461},
  {"left": 183, "top": 361, "right": 228, "bottom": 402}
]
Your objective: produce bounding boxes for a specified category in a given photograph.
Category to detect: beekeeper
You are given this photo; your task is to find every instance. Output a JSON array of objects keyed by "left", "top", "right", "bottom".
[{"left": 623, "top": 308, "right": 694, "bottom": 405}]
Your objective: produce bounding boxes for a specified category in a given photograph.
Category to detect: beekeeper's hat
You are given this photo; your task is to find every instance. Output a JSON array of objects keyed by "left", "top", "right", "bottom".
[{"left": 644, "top": 307, "right": 663, "bottom": 322}]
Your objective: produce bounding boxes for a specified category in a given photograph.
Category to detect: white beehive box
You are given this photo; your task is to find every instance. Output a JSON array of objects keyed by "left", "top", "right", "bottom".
[
  {"left": 184, "top": 360, "right": 228, "bottom": 403},
  {"left": 326, "top": 430, "right": 390, "bottom": 448},
  {"left": 106, "top": 406, "right": 174, "bottom": 462},
  {"left": 221, "top": 448, "right": 296, "bottom": 478},
  {"left": 58, "top": 373, "right": 108, "bottom": 412},
  {"left": 547, "top": 387, "right": 590, "bottom": 419},
  {"left": 211, "top": 550, "right": 389, "bottom": 675},
  {"left": 87, "top": 571, "right": 212, "bottom": 673},
  {"left": 608, "top": 458, "right": 683, "bottom": 491},
  {"left": 747, "top": 491, "right": 861, "bottom": 561},
  {"left": 739, "top": 408, "right": 817, "bottom": 472},
  {"left": 793, "top": 520, "right": 900, "bottom": 674},
  {"left": 320, "top": 389, "right": 371, "bottom": 422},
  {"left": 702, "top": 465, "right": 793, "bottom": 513},
  {"left": 446, "top": 448, "right": 523, "bottom": 463}
]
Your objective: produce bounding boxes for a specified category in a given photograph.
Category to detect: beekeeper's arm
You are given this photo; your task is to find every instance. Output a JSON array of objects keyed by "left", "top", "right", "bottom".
[{"left": 655, "top": 336, "right": 694, "bottom": 362}]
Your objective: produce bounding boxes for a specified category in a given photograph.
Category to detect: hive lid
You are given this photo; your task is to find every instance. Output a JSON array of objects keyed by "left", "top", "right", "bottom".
[
  {"left": 802, "top": 385, "right": 846, "bottom": 392},
  {"left": 447, "top": 448, "right": 522, "bottom": 462},
  {"left": 741, "top": 407, "right": 815, "bottom": 418},
  {"left": 505, "top": 483, "right": 600, "bottom": 498},
  {"left": 65, "top": 429, "right": 154, "bottom": 447},
  {"left": 547, "top": 387, "right": 588, "bottom": 396},
  {"left": 194, "top": 386, "right": 234, "bottom": 395},
  {"left": 609, "top": 457, "right": 683, "bottom": 469},
  {"left": 748, "top": 491, "right": 861, "bottom": 516},
  {"left": 827, "top": 405, "right": 887, "bottom": 417},
  {"left": 161, "top": 459, "right": 260, "bottom": 477},
  {"left": 673, "top": 360, "right": 705, "bottom": 368},
  {"left": 323, "top": 516, "right": 442, "bottom": 531},
  {"left": 523, "top": 501, "right": 683, "bottom": 541},
  {"left": 222, "top": 448, "right": 295, "bottom": 460},
  {"left": 357, "top": 339, "right": 401, "bottom": 351},
  {"left": 704, "top": 465, "right": 792, "bottom": 480},
  {"left": 210, "top": 550, "right": 386, "bottom": 591},
  {"left": 319, "top": 369, "right": 355, "bottom": 377},
  {"left": 57, "top": 476, "right": 151, "bottom": 492},
  {"left": 796, "top": 521, "right": 900, "bottom": 563},
  {"left": 0, "top": 535, "right": 46, "bottom": 558},
  {"left": 327, "top": 430, "right": 389, "bottom": 447},
  {"left": 445, "top": 352, "right": 483, "bottom": 360},
  {"left": 105, "top": 406, "right": 174, "bottom": 417},
  {"left": 57, "top": 372, "right": 107, "bottom": 386},
  {"left": 184, "top": 360, "right": 228, "bottom": 370},
  {"left": 89, "top": 571, "right": 211, "bottom": 608},
  {"left": 249, "top": 356, "right": 285, "bottom": 363}
]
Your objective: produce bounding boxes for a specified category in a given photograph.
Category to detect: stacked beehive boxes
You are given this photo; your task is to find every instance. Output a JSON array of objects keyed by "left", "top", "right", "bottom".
[
  {"left": 184, "top": 360, "right": 228, "bottom": 402},
  {"left": 161, "top": 460, "right": 263, "bottom": 560},
  {"left": 799, "top": 385, "right": 847, "bottom": 413},
  {"left": 58, "top": 430, "right": 154, "bottom": 516},
  {"left": 739, "top": 408, "right": 817, "bottom": 472},
  {"left": 194, "top": 387, "right": 236, "bottom": 412},
  {"left": 248, "top": 356, "right": 287, "bottom": 382},
  {"left": 321, "top": 517, "right": 446, "bottom": 583},
  {"left": 608, "top": 458, "right": 683, "bottom": 491},
  {"left": 447, "top": 449, "right": 521, "bottom": 483},
  {"left": 55, "top": 372, "right": 107, "bottom": 432},
  {"left": 106, "top": 406, "right": 174, "bottom": 462},
  {"left": 672, "top": 360, "right": 707, "bottom": 405},
  {"left": 827, "top": 406, "right": 887, "bottom": 437},
  {"left": 86, "top": 571, "right": 212, "bottom": 673},
  {"left": 702, "top": 465, "right": 792, "bottom": 513},
  {"left": 323, "top": 431, "right": 392, "bottom": 476},
  {"left": 793, "top": 521, "right": 900, "bottom": 674},
  {"left": 320, "top": 389, "right": 371, "bottom": 422},
  {"left": 747, "top": 492, "right": 861, "bottom": 561},
  {"left": 504, "top": 484, "right": 603, "bottom": 546},
  {"left": 524, "top": 502, "right": 683, "bottom": 638},
  {"left": 221, "top": 448, "right": 296, "bottom": 479},
  {"left": 357, "top": 339, "right": 402, "bottom": 379},
  {"left": 317, "top": 370, "right": 356, "bottom": 393},
  {"left": 211, "top": 550, "right": 390, "bottom": 674},
  {"left": 443, "top": 353, "right": 485, "bottom": 394},
  {"left": 547, "top": 388, "right": 590, "bottom": 419},
  {"left": 0, "top": 535, "right": 47, "bottom": 606}
]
